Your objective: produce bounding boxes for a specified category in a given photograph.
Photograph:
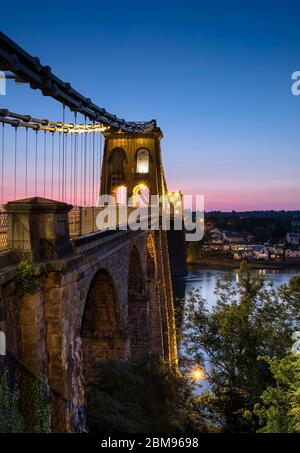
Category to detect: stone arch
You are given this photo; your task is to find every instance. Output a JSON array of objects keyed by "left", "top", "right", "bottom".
[
  {"left": 127, "top": 245, "right": 150, "bottom": 357},
  {"left": 132, "top": 183, "right": 150, "bottom": 207},
  {"left": 81, "top": 268, "right": 125, "bottom": 383},
  {"left": 146, "top": 233, "right": 164, "bottom": 356},
  {"left": 147, "top": 233, "right": 157, "bottom": 280},
  {"left": 108, "top": 147, "right": 127, "bottom": 172},
  {"left": 108, "top": 148, "right": 127, "bottom": 189}
]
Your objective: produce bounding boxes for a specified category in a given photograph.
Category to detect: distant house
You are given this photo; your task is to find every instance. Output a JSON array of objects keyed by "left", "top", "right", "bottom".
[
  {"left": 251, "top": 245, "right": 269, "bottom": 260},
  {"left": 234, "top": 245, "right": 268, "bottom": 261},
  {"left": 209, "top": 228, "right": 224, "bottom": 244},
  {"left": 285, "top": 249, "right": 300, "bottom": 259},
  {"left": 222, "top": 230, "right": 252, "bottom": 244},
  {"left": 286, "top": 233, "right": 300, "bottom": 245},
  {"left": 233, "top": 249, "right": 254, "bottom": 260}
]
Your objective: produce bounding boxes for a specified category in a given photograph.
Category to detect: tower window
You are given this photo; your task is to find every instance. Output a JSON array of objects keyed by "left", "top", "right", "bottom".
[
  {"left": 136, "top": 149, "right": 149, "bottom": 174},
  {"left": 115, "top": 185, "right": 127, "bottom": 205}
]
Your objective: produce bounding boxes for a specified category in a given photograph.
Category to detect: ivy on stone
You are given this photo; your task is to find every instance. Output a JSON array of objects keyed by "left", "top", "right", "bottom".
[{"left": 15, "top": 260, "right": 42, "bottom": 297}]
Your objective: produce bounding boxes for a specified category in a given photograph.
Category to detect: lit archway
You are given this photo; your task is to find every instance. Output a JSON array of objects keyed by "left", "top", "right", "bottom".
[
  {"left": 115, "top": 185, "right": 127, "bottom": 205},
  {"left": 147, "top": 234, "right": 157, "bottom": 280},
  {"left": 132, "top": 184, "right": 149, "bottom": 207}
]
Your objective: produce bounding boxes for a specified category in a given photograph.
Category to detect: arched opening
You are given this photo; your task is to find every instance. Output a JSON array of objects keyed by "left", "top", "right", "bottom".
[
  {"left": 132, "top": 184, "right": 150, "bottom": 207},
  {"left": 109, "top": 148, "right": 127, "bottom": 173},
  {"left": 115, "top": 185, "right": 127, "bottom": 205},
  {"left": 147, "top": 234, "right": 157, "bottom": 280},
  {"left": 127, "top": 246, "right": 149, "bottom": 357},
  {"left": 109, "top": 148, "right": 127, "bottom": 188},
  {"left": 81, "top": 269, "right": 125, "bottom": 384},
  {"left": 136, "top": 148, "right": 149, "bottom": 174},
  {"left": 146, "top": 234, "right": 164, "bottom": 356}
]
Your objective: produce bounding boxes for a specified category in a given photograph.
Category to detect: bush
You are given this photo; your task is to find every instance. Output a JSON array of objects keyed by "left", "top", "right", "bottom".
[
  {"left": 15, "top": 260, "right": 42, "bottom": 297},
  {"left": 0, "top": 370, "right": 25, "bottom": 433},
  {"left": 87, "top": 355, "right": 212, "bottom": 433}
]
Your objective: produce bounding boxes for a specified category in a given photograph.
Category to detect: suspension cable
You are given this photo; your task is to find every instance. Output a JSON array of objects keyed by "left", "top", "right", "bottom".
[
  {"left": 1, "top": 123, "right": 4, "bottom": 204},
  {"left": 74, "top": 112, "right": 77, "bottom": 206},
  {"left": 58, "top": 132, "right": 61, "bottom": 200},
  {"left": 25, "top": 127, "right": 28, "bottom": 198},
  {"left": 34, "top": 130, "right": 38, "bottom": 196},
  {"left": 84, "top": 115, "right": 87, "bottom": 205},
  {"left": 51, "top": 132, "right": 54, "bottom": 199},
  {"left": 80, "top": 128, "right": 84, "bottom": 206},
  {"left": 70, "top": 132, "right": 73, "bottom": 204},
  {"left": 13, "top": 127, "right": 17, "bottom": 199},
  {"left": 92, "top": 121, "right": 95, "bottom": 205},
  {"left": 65, "top": 132, "right": 68, "bottom": 202},
  {"left": 99, "top": 131, "right": 103, "bottom": 200},
  {"left": 43, "top": 130, "right": 46, "bottom": 197},
  {"left": 62, "top": 104, "right": 65, "bottom": 202}
]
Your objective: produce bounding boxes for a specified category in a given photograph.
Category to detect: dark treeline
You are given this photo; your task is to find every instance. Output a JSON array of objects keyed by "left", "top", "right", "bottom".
[{"left": 203, "top": 211, "right": 300, "bottom": 243}]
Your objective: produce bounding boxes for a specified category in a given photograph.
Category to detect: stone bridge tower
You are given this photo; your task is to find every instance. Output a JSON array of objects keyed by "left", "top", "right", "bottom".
[{"left": 100, "top": 125, "right": 167, "bottom": 206}]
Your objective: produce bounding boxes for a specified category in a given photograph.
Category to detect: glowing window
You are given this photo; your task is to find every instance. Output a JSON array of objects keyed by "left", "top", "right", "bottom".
[
  {"left": 136, "top": 149, "right": 149, "bottom": 174},
  {"left": 115, "top": 185, "right": 127, "bottom": 205}
]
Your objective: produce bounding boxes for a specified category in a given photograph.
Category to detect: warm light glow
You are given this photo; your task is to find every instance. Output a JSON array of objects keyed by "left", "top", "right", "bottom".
[
  {"left": 115, "top": 185, "right": 127, "bottom": 205},
  {"left": 191, "top": 367, "right": 205, "bottom": 382},
  {"left": 132, "top": 184, "right": 149, "bottom": 207},
  {"left": 136, "top": 149, "right": 149, "bottom": 173}
]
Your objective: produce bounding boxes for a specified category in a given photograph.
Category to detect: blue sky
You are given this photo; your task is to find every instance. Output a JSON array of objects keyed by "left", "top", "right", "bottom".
[{"left": 1, "top": 0, "right": 300, "bottom": 210}]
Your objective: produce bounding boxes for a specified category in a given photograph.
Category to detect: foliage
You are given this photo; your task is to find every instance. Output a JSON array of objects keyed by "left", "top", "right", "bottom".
[
  {"left": 0, "top": 366, "right": 50, "bottom": 433},
  {"left": 20, "top": 374, "right": 51, "bottom": 433},
  {"left": 15, "top": 260, "right": 42, "bottom": 297},
  {"left": 181, "top": 262, "right": 300, "bottom": 432},
  {"left": 205, "top": 211, "right": 297, "bottom": 243},
  {"left": 87, "top": 355, "right": 214, "bottom": 433},
  {"left": 0, "top": 369, "right": 25, "bottom": 433},
  {"left": 187, "top": 242, "right": 233, "bottom": 263},
  {"left": 252, "top": 354, "right": 300, "bottom": 433}
]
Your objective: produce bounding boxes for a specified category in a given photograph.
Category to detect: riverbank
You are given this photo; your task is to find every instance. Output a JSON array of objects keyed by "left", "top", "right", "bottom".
[{"left": 187, "top": 258, "right": 300, "bottom": 270}]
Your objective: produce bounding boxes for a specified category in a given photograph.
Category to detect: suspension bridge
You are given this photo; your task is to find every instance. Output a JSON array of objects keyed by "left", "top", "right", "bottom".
[{"left": 0, "top": 31, "right": 186, "bottom": 432}]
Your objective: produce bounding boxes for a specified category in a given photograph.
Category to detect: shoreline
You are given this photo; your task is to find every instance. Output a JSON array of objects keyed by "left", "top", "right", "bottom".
[{"left": 187, "top": 259, "right": 300, "bottom": 270}]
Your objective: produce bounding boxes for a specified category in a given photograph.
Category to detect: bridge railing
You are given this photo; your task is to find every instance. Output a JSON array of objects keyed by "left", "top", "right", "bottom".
[
  {"left": 68, "top": 205, "right": 156, "bottom": 239},
  {"left": 0, "top": 210, "right": 10, "bottom": 253},
  {"left": 68, "top": 206, "right": 102, "bottom": 238},
  {"left": 0, "top": 204, "right": 156, "bottom": 255}
]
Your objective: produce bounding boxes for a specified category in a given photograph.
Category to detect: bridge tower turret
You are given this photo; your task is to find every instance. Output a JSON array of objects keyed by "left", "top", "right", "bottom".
[{"left": 100, "top": 126, "right": 166, "bottom": 205}]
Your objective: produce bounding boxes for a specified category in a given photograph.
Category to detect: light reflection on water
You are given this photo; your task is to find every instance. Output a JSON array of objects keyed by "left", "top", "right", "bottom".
[
  {"left": 173, "top": 266, "right": 300, "bottom": 310},
  {"left": 173, "top": 265, "right": 300, "bottom": 392}
]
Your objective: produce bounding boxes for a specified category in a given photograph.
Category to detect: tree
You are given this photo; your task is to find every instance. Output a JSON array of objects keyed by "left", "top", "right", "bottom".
[
  {"left": 86, "top": 355, "right": 213, "bottom": 433},
  {"left": 0, "top": 370, "right": 25, "bottom": 433},
  {"left": 181, "top": 262, "right": 300, "bottom": 432},
  {"left": 253, "top": 354, "right": 300, "bottom": 433}
]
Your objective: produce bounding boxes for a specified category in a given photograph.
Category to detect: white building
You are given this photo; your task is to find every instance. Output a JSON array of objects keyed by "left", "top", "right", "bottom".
[
  {"left": 285, "top": 249, "right": 300, "bottom": 259},
  {"left": 286, "top": 233, "right": 300, "bottom": 245}
]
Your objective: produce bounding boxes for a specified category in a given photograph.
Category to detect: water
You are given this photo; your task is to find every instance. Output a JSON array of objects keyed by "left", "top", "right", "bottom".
[
  {"left": 173, "top": 266, "right": 300, "bottom": 310},
  {"left": 173, "top": 265, "right": 300, "bottom": 392}
]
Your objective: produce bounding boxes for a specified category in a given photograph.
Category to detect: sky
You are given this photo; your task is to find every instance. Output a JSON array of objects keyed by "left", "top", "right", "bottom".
[{"left": 1, "top": 0, "right": 300, "bottom": 211}]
